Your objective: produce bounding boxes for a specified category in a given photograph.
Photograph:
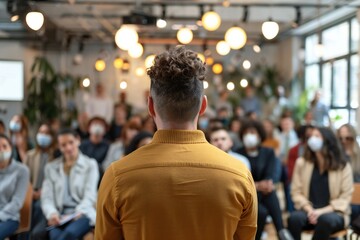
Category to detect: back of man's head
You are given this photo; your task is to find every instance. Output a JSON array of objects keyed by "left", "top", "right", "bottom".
[{"left": 147, "top": 46, "right": 206, "bottom": 123}]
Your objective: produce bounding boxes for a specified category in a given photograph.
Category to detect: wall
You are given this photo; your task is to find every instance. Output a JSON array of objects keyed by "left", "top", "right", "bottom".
[{"left": 0, "top": 41, "right": 40, "bottom": 129}]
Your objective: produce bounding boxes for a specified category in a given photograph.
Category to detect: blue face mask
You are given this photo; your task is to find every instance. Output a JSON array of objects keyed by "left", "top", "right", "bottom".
[
  {"left": 199, "top": 118, "right": 209, "bottom": 130},
  {"left": 36, "top": 133, "right": 52, "bottom": 148},
  {"left": 9, "top": 121, "right": 21, "bottom": 132}
]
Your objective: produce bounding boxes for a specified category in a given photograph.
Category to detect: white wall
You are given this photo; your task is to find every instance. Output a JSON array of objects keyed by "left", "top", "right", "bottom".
[{"left": 0, "top": 41, "right": 40, "bottom": 128}]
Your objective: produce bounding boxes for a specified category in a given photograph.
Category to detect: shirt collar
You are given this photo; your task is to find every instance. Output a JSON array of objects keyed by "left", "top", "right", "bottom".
[{"left": 151, "top": 130, "right": 207, "bottom": 144}]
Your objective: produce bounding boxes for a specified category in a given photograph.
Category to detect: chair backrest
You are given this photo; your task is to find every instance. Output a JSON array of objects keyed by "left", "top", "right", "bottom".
[
  {"left": 351, "top": 183, "right": 360, "bottom": 205},
  {"left": 15, "top": 183, "right": 33, "bottom": 234}
]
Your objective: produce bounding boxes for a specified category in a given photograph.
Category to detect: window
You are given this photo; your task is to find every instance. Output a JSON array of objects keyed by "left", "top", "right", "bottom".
[{"left": 304, "top": 17, "right": 358, "bottom": 126}]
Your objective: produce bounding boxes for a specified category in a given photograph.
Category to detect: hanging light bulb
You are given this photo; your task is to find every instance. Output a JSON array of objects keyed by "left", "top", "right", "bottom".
[
  {"left": 115, "top": 26, "right": 138, "bottom": 50},
  {"left": 11, "top": 14, "right": 19, "bottom": 22},
  {"left": 128, "top": 43, "right": 144, "bottom": 58},
  {"left": 177, "top": 27, "right": 193, "bottom": 44},
  {"left": 95, "top": 58, "right": 106, "bottom": 72},
  {"left": 156, "top": 19, "right": 167, "bottom": 28},
  {"left": 120, "top": 81, "right": 127, "bottom": 90},
  {"left": 145, "top": 55, "right": 156, "bottom": 69},
  {"left": 113, "top": 56, "right": 124, "bottom": 69},
  {"left": 122, "top": 59, "right": 130, "bottom": 71},
  {"left": 205, "top": 56, "right": 214, "bottom": 66},
  {"left": 82, "top": 77, "right": 90, "bottom": 88},
  {"left": 243, "top": 60, "right": 251, "bottom": 70},
  {"left": 203, "top": 80, "right": 209, "bottom": 89},
  {"left": 135, "top": 67, "right": 145, "bottom": 76},
  {"left": 26, "top": 11, "right": 44, "bottom": 31},
  {"left": 240, "top": 79, "right": 248, "bottom": 88},
  {"left": 227, "top": 82, "right": 235, "bottom": 91},
  {"left": 216, "top": 41, "right": 230, "bottom": 56},
  {"left": 197, "top": 53, "right": 205, "bottom": 63},
  {"left": 202, "top": 11, "right": 221, "bottom": 31},
  {"left": 225, "top": 26, "right": 247, "bottom": 49},
  {"left": 262, "top": 19, "right": 279, "bottom": 40},
  {"left": 212, "top": 63, "right": 223, "bottom": 75},
  {"left": 253, "top": 44, "right": 261, "bottom": 53}
]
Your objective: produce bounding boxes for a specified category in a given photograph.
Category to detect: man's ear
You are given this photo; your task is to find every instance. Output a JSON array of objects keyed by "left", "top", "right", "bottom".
[
  {"left": 148, "top": 96, "right": 156, "bottom": 117},
  {"left": 199, "top": 95, "right": 208, "bottom": 116}
]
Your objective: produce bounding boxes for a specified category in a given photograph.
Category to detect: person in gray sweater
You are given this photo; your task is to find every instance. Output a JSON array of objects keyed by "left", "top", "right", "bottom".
[{"left": 0, "top": 134, "right": 29, "bottom": 240}]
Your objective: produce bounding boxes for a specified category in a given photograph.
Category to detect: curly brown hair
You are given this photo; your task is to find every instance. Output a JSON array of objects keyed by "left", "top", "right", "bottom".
[{"left": 147, "top": 46, "right": 206, "bottom": 122}]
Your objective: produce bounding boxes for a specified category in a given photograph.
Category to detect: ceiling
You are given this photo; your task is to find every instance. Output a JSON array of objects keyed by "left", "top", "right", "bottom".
[{"left": 1, "top": 0, "right": 359, "bottom": 49}]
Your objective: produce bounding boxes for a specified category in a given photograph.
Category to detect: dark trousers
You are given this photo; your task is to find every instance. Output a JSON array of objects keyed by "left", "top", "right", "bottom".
[
  {"left": 32, "top": 215, "right": 91, "bottom": 240},
  {"left": 351, "top": 204, "right": 360, "bottom": 224},
  {"left": 256, "top": 191, "right": 284, "bottom": 240},
  {"left": 288, "top": 211, "right": 344, "bottom": 240},
  {"left": 0, "top": 220, "right": 19, "bottom": 240}
]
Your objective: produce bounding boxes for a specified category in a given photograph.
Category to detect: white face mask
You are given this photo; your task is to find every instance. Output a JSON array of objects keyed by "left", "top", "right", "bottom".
[
  {"left": 307, "top": 136, "right": 323, "bottom": 152},
  {"left": 9, "top": 121, "right": 21, "bottom": 132},
  {"left": 243, "top": 133, "right": 259, "bottom": 148},
  {"left": 89, "top": 124, "right": 105, "bottom": 136},
  {"left": 0, "top": 150, "right": 12, "bottom": 162}
]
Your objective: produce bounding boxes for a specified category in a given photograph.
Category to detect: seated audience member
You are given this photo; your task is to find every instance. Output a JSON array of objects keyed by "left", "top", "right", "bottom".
[
  {"left": 32, "top": 129, "right": 99, "bottom": 240},
  {"left": 102, "top": 119, "right": 142, "bottom": 171},
  {"left": 80, "top": 117, "right": 109, "bottom": 167},
  {"left": 287, "top": 125, "right": 313, "bottom": 182},
  {"left": 288, "top": 127, "right": 353, "bottom": 240},
  {"left": 278, "top": 114, "right": 299, "bottom": 212},
  {"left": 228, "top": 118, "right": 242, "bottom": 151},
  {"left": 108, "top": 103, "right": 127, "bottom": 142},
  {"left": 0, "top": 119, "right": 5, "bottom": 135},
  {"left": 85, "top": 83, "right": 113, "bottom": 124},
  {"left": 124, "top": 131, "right": 153, "bottom": 156},
  {"left": 9, "top": 114, "right": 33, "bottom": 162},
  {"left": 26, "top": 123, "right": 56, "bottom": 230},
  {"left": 0, "top": 134, "right": 30, "bottom": 239},
  {"left": 209, "top": 127, "right": 250, "bottom": 169},
  {"left": 142, "top": 115, "right": 156, "bottom": 134},
  {"left": 236, "top": 120, "right": 291, "bottom": 240},
  {"left": 74, "top": 112, "right": 89, "bottom": 141},
  {"left": 337, "top": 123, "right": 360, "bottom": 223},
  {"left": 262, "top": 119, "right": 280, "bottom": 156}
]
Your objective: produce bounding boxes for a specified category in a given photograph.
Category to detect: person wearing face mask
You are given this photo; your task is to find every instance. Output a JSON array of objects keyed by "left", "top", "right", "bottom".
[
  {"left": 0, "top": 134, "right": 30, "bottom": 239},
  {"left": 80, "top": 117, "right": 110, "bottom": 178},
  {"left": 236, "top": 120, "right": 292, "bottom": 240},
  {"left": 31, "top": 129, "right": 98, "bottom": 240},
  {"left": 9, "top": 114, "right": 34, "bottom": 163},
  {"left": 25, "top": 123, "right": 56, "bottom": 232},
  {"left": 288, "top": 127, "right": 353, "bottom": 240}
]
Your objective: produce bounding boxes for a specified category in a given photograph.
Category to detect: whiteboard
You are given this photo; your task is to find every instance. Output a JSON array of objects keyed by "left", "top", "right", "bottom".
[{"left": 0, "top": 60, "right": 24, "bottom": 101}]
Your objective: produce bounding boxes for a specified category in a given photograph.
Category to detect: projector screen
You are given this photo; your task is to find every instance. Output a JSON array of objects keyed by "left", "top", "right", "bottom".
[{"left": 0, "top": 60, "right": 24, "bottom": 101}]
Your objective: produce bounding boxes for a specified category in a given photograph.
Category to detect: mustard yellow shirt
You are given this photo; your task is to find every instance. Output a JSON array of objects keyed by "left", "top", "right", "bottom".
[{"left": 95, "top": 130, "right": 257, "bottom": 240}]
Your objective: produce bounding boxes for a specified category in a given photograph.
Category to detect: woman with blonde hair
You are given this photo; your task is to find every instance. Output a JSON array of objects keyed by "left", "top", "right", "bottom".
[{"left": 337, "top": 123, "right": 360, "bottom": 223}]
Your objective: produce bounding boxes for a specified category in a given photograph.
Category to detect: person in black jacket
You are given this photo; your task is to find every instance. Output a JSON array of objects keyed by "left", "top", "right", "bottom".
[{"left": 236, "top": 120, "right": 292, "bottom": 240}]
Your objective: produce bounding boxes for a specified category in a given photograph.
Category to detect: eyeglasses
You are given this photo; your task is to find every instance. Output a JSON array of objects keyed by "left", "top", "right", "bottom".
[{"left": 339, "top": 136, "right": 354, "bottom": 142}]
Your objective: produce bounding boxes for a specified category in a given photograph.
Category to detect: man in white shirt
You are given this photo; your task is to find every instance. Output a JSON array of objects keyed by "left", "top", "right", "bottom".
[
  {"left": 209, "top": 127, "right": 251, "bottom": 170},
  {"left": 85, "top": 83, "right": 113, "bottom": 124}
]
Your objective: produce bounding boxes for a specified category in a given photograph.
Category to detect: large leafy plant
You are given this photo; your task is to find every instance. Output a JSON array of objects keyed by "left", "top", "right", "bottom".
[{"left": 24, "top": 57, "right": 61, "bottom": 125}]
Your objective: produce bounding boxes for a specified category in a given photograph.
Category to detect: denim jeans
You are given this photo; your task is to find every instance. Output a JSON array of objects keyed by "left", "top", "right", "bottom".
[
  {"left": 49, "top": 216, "right": 91, "bottom": 240},
  {"left": 0, "top": 220, "right": 19, "bottom": 240}
]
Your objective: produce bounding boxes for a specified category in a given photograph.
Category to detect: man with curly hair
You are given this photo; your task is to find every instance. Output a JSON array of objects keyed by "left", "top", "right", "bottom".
[{"left": 95, "top": 46, "right": 257, "bottom": 240}]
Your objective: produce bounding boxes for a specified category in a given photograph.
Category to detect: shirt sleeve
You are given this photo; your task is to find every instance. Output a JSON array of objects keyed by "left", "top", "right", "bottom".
[
  {"left": 264, "top": 148, "right": 277, "bottom": 181},
  {"left": 234, "top": 172, "right": 258, "bottom": 240},
  {"left": 0, "top": 164, "right": 30, "bottom": 221},
  {"left": 95, "top": 165, "right": 124, "bottom": 240}
]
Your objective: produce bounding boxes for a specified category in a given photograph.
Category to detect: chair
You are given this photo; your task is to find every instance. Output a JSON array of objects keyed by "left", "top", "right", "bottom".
[
  {"left": 11, "top": 183, "right": 33, "bottom": 237},
  {"left": 303, "top": 183, "right": 360, "bottom": 240},
  {"left": 350, "top": 183, "right": 360, "bottom": 240}
]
